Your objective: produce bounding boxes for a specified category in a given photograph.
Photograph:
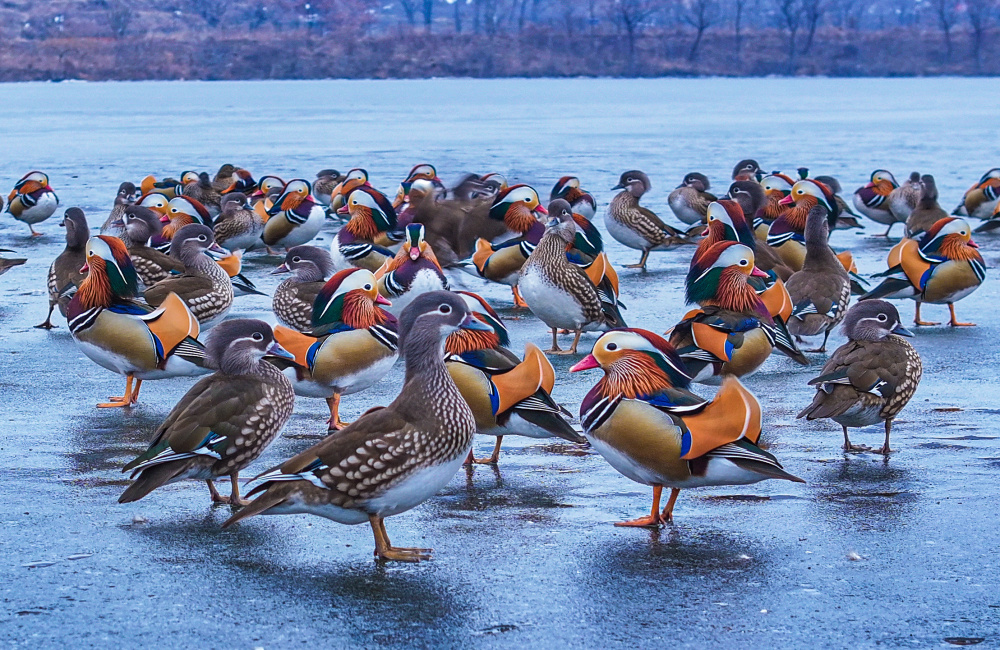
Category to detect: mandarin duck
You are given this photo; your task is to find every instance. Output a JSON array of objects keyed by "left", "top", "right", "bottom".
[
  {"left": 550, "top": 175, "right": 598, "bottom": 220},
  {"left": 6, "top": 171, "right": 59, "bottom": 236},
  {"left": 328, "top": 168, "right": 370, "bottom": 215},
  {"left": 520, "top": 200, "right": 626, "bottom": 354},
  {"left": 270, "top": 268, "right": 398, "bottom": 430},
  {"left": 695, "top": 201, "right": 806, "bottom": 365},
  {"left": 144, "top": 224, "right": 234, "bottom": 329},
  {"left": 812, "top": 174, "right": 865, "bottom": 230},
  {"left": 220, "top": 168, "right": 256, "bottom": 196},
  {"left": 0, "top": 249, "right": 26, "bottom": 276},
  {"left": 571, "top": 329, "right": 803, "bottom": 527},
  {"left": 668, "top": 242, "right": 785, "bottom": 383},
  {"left": 262, "top": 179, "right": 326, "bottom": 250},
  {"left": 99, "top": 182, "right": 137, "bottom": 236},
  {"left": 668, "top": 172, "right": 717, "bottom": 226},
  {"left": 223, "top": 292, "right": 489, "bottom": 563},
  {"left": 709, "top": 193, "right": 792, "bottom": 280},
  {"left": 374, "top": 223, "right": 448, "bottom": 317},
  {"left": 330, "top": 186, "right": 398, "bottom": 272},
  {"left": 213, "top": 192, "right": 265, "bottom": 252},
  {"left": 445, "top": 291, "right": 583, "bottom": 465},
  {"left": 383, "top": 178, "right": 434, "bottom": 244},
  {"left": 393, "top": 163, "right": 442, "bottom": 210},
  {"left": 853, "top": 170, "right": 901, "bottom": 236},
  {"left": 119, "top": 319, "right": 295, "bottom": 505},
  {"left": 182, "top": 171, "right": 223, "bottom": 216},
  {"left": 607, "top": 171, "right": 690, "bottom": 270},
  {"left": 211, "top": 164, "right": 237, "bottom": 192},
  {"left": 954, "top": 168, "right": 1000, "bottom": 219},
  {"left": 36, "top": 208, "right": 90, "bottom": 330},
  {"left": 68, "top": 235, "right": 209, "bottom": 407},
  {"left": 115, "top": 205, "right": 185, "bottom": 288},
  {"left": 151, "top": 195, "right": 212, "bottom": 252},
  {"left": 732, "top": 159, "right": 762, "bottom": 181},
  {"left": 784, "top": 205, "right": 851, "bottom": 353},
  {"left": 798, "top": 300, "right": 920, "bottom": 455},
  {"left": 410, "top": 178, "right": 509, "bottom": 267},
  {"left": 887, "top": 172, "right": 922, "bottom": 226},
  {"left": 139, "top": 172, "right": 196, "bottom": 199},
  {"left": 861, "top": 217, "right": 985, "bottom": 327},
  {"left": 754, "top": 173, "right": 794, "bottom": 241},
  {"left": 907, "top": 175, "right": 949, "bottom": 238},
  {"left": 468, "top": 184, "right": 548, "bottom": 303},
  {"left": 313, "top": 169, "right": 345, "bottom": 206},
  {"left": 136, "top": 191, "right": 170, "bottom": 222},
  {"left": 271, "top": 245, "right": 335, "bottom": 332},
  {"left": 251, "top": 175, "right": 285, "bottom": 208}
]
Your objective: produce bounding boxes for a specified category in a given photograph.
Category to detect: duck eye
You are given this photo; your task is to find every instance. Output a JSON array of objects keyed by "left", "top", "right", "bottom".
[
  {"left": 524, "top": 197, "right": 532, "bottom": 202},
  {"left": 292, "top": 257, "right": 301, "bottom": 263},
  {"left": 364, "top": 284, "right": 372, "bottom": 291},
  {"left": 439, "top": 304, "right": 452, "bottom": 314},
  {"left": 606, "top": 342, "right": 618, "bottom": 351},
  {"left": 198, "top": 235, "right": 207, "bottom": 241},
  {"left": 252, "top": 332, "right": 264, "bottom": 341},
  {"left": 740, "top": 259, "right": 748, "bottom": 266},
  {"left": 877, "top": 314, "right": 888, "bottom": 322}
]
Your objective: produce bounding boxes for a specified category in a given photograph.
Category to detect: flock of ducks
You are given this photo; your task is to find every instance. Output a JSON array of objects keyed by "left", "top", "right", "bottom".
[{"left": 1, "top": 159, "right": 993, "bottom": 562}]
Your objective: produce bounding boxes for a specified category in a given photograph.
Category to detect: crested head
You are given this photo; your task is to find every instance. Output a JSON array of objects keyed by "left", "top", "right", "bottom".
[
  {"left": 732, "top": 159, "right": 761, "bottom": 180},
  {"left": 167, "top": 195, "right": 212, "bottom": 228},
  {"left": 843, "top": 300, "right": 911, "bottom": 341},
  {"left": 977, "top": 168, "right": 1000, "bottom": 185},
  {"left": 446, "top": 291, "right": 509, "bottom": 353},
  {"left": 686, "top": 241, "right": 768, "bottom": 315},
  {"left": 551, "top": 175, "right": 581, "bottom": 200},
  {"left": 570, "top": 328, "right": 691, "bottom": 398},
  {"left": 257, "top": 176, "right": 285, "bottom": 196},
  {"left": 79, "top": 235, "right": 138, "bottom": 306},
  {"left": 705, "top": 200, "right": 755, "bottom": 249},
  {"left": 871, "top": 170, "right": 898, "bottom": 186},
  {"left": 313, "top": 267, "right": 386, "bottom": 328},
  {"left": 760, "top": 174, "right": 793, "bottom": 195},
  {"left": 283, "top": 245, "right": 334, "bottom": 282},
  {"left": 215, "top": 163, "right": 236, "bottom": 178},
  {"left": 344, "top": 186, "right": 397, "bottom": 237},
  {"left": 206, "top": 318, "right": 287, "bottom": 376},
  {"left": 614, "top": 170, "right": 650, "bottom": 198},
  {"left": 921, "top": 217, "right": 980, "bottom": 261},
  {"left": 122, "top": 205, "right": 162, "bottom": 242},
  {"left": 405, "top": 163, "right": 438, "bottom": 182},
  {"left": 727, "top": 180, "right": 766, "bottom": 217},
  {"left": 490, "top": 184, "right": 545, "bottom": 229},
  {"left": 138, "top": 192, "right": 170, "bottom": 215},
  {"left": 481, "top": 173, "right": 508, "bottom": 194},
  {"left": 544, "top": 198, "right": 577, "bottom": 243},
  {"left": 682, "top": 172, "right": 710, "bottom": 192},
  {"left": 61, "top": 208, "right": 90, "bottom": 249}
]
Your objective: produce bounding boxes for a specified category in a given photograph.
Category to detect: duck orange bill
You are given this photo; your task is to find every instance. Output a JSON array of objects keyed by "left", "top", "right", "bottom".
[
  {"left": 375, "top": 294, "right": 391, "bottom": 306},
  {"left": 778, "top": 195, "right": 794, "bottom": 205},
  {"left": 751, "top": 266, "right": 769, "bottom": 278},
  {"left": 570, "top": 354, "right": 599, "bottom": 372}
]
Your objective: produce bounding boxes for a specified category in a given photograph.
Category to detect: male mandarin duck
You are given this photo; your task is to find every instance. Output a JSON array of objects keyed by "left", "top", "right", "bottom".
[
  {"left": 446, "top": 291, "right": 583, "bottom": 465},
  {"left": 213, "top": 192, "right": 265, "bottom": 252},
  {"left": 888, "top": 172, "right": 922, "bottom": 226},
  {"left": 36, "top": 208, "right": 90, "bottom": 330},
  {"left": 393, "top": 163, "right": 442, "bottom": 210},
  {"left": 668, "top": 242, "right": 790, "bottom": 383},
  {"left": 571, "top": 329, "right": 803, "bottom": 527},
  {"left": 374, "top": 224, "right": 448, "bottom": 317},
  {"left": 139, "top": 171, "right": 195, "bottom": 200},
  {"left": 330, "top": 185, "right": 398, "bottom": 272},
  {"left": 223, "top": 292, "right": 489, "bottom": 563},
  {"left": 211, "top": 164, "right": 237, "bottom": 192},
  {"left": 811, "top": 173, "right": 865, "bottom": 230},
  {"left": 250, "top": 175, "right": 285, "bottom": 208},
  {"left": 328, "top": 168, "right": 370, "bottom": 215},
  {"left": 262, "top": 179, "right": 326, "bottom": 250},
  {"left": 975, "top": 202, "right": 1000, "bottom": 234},
  {"left": 798, "top": 300, "right": 921, "bottom": 455},
  {"left": 550, "top": 175, "right": 597, "bottom": 219},
  {"left": 732, "top": 159, "right": 762, "bottom": 181},
  {"left": 99, "top": 182, "right": 138, "bottom": 236},
  {"left": 313, "top": 169, "right": 345, "bottom": 206},
  {"left": 119, "top": 319, "right": 295, "bottom": 506},
  {"left": 469, "top": 184, "right": 548, "bottom": 303},
  {"left": 144, "top": 224, "right": 234, "bottom": 329},
  {"left": 115, "top": 205, "right": 185, "bottom": 288},
  {"left": 6, "top": 171, "right": 59, "bottom": 236},
  {"left": 784, "top": 205, "right": 851, "bottom": 353},
  {"left": 68, "top": 235, "right": 209, "bottom": 407},
  {"left": 136, "top": 191, "right": 170, "bottom": 221},
  {"left": 704, "top": 195, "right": 792, "bottom": 280},
  {"left": 907, "top": 175, "right": 949, "bottom": 238},
  {"left": 668, "top": 172, "right": 717, "bottom": 226},
  {"left": 220, "top": 168, "right": 256, "bottom": 196},
  {"left": 753, "top": 173, "right": 794, "bottom": 241},
  {"left": 607, "top": 170, "right": 690, "bottom": 270},
  {"left": 270, "top": 268, "right": 398, "bottom": 430},
  {"left": 520, "top": 200, "right": 626, "bottom": 354},
  {"left": 151, "top": 195, "right": 212, "bottom": 252},
  {"left": 954, "top": 167, "right": 1000, "bottom": 219},
  {"left": 694, "top": 201, "right": 806, "bottom": 364},
  {"left": 182, "top": 171, "right": 223, "bottom": 216},
  {"left": 853, "top": 170, "right": 901, "bottom": 236},
  {"left": 861, "top": 217, "right": 985, "bottom": 327},
  {"left": 272, "top": 245, "right": 335, "bottom": 332}
]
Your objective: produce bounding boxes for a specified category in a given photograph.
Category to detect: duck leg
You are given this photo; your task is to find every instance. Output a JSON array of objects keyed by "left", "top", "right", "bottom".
[
  {"left": 805, "top": 330, "right": 831, "bottom": 353},
  {"left": 98, "top": 374, "right": 136, "bottom": 408},
  {"left": 131, "top": 380, "right": 142, "bottom": 405},
  {"left": 545, "top": 328, "right": 563, "bottom": 353},
  {"left": 34, "top": 302, "right": 57, "bottom": 329},
  {"left": 369, "top": 515, "right": 432, "bottom": 562},
  {"left": 229, "top": 472, "right": 250, "bottom": 506},
  {"left": 615, "top": 484, "right": 663, "bottom": 528},
  {"left": 948, "top": 303, "right": 975, "bottom": 327},
  {"left": 511, "top": 285, "right": 528, "bottom": 308},
  {"left": 914, "top": 301, "right": 940, "bottom": 326},
  {"left": 624, "top": 250, "right": 649, "bottom": 270},
  {"left": 468, "top": 436, "right": 503, "bottom": 464},
  {"left": 842, "top": 425, "right": 870, "bottom": 452},
  {"left": 207, "top": 479, "right": 227, "bottom": 503},
  {"left": 660, "top": 488, "right": 681, "bottom": 523},
  {"left": 29, "top": 224, "right": 43, "bottom": 237},
  {"left": 877, "top": 420, "right": 893, "bottom": 456},
  {"left": 326, "top": 393, "right": 350, "bottom": 430}
]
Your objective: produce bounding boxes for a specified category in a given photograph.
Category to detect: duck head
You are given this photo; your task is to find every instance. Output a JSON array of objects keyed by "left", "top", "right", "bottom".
[
  {"left": 480, "top": 173, "right": 509, "bottom": 197},
  {"left": 268, "top": 179, "right": 315, "bottom": 215},
  {"left": 403, "top": 223, "right": 429, "bottom": 261},
  {"left": 397, "top": 291, "right": 492, "bottom": 361},
  {"left": 214, "top": 164, "right": 236, "bottom": 183},
  {"left": 977, "top": 168, "right": 1000, "bottom": 185},
  {"left": 705, "top": 200, "right": 755, "bottom": 248},
  {"left": 545, "top": 199, "right": 577, "bottom": 244},
  {"left": 726, "top": 180, "right": 766, "bottom": 217},
  {"left": 447, "top": 291, "right": 510, "bottom": 354},
  {"left": 219, "top": 192, "right": 252, "bottom": 216},
  {"left": 489, "top": 184, "right": 547, "bottom": 232},
  {"left": 759, "top": 173, "right": 793, "bottom": 197},
  {"left": 686, "top": 241, "right": 768, "bottom": 313},
  {"left": 273, "top": 245, "right": 334, "bottom": 281},
  {"left": 180, "top": 171, "right": 200, "bottom": 185},
  {"left": 570, "top": 328, "right": 691, "bottom": 398},
  {"left": 780, "top": 179, "right": 836, "bottom": 214},
  {"left": 223, "top": 168, "right": 256, "bottom": 194},
  {"left": 868, "top": 169, "right": 899, "bottom": 189},
  {"left": 551, "top": 175, "right": 582, "bottom": 201},
  {"left": 395, "top": 164, "right": 441, "bottom": 207},
  {"left": 330, "top": 168, "right": 370, "bottom": 212},
  {"left": 732, "top": 159, "right": 761, "bottom": 181},
  {"left": 680, "top": 172, "right": 710, "bottom": 192},
  {"left": 169, "top": 223, "right": 229, "bottom": 266},
  {"left": 163, "top": 196, "right": 212, "bottom": 238},
  {"left": 341, "top": 186, "right": 398, "bottom": 238},
  {"left": 612, "top": 170, "right": 651, "bottom": 198},
  {"left": 79, "top": 235, "right": 139, "bottom": 305},
  {"left": 842, "top": 300, "right": 912, "bottom": 341},
  {"left": 61, "top": 208, "right": 90, "bottom": 251},
  {"left": 313, "top": 267, "right": 391, "bottom": 328},
  {"left": 137, "top": 192, "right": 170, "bottom": 217},
  {"left": 118, "top": 205, "right": 162, "bottom": 243},
  {"left": 206, "top": 318, "right": 293, "bottom": 376},
  {"left": 9, "top": 171, "right": 53, "bottom": 201},
  {"left": 253, "top": 176, "right": 286, "bottom": 200},
  {"left": 920, "top": 217, "right": 980, "bottom": 260},
  {"left": 115, "top": 182, "right": 137, "bottom": 205}
]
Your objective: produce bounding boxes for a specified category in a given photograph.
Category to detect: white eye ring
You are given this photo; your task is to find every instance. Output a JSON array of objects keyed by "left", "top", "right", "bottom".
[
  {"left": 740, "top": 259, "right": 748, "bottom": 266},
  {"left": 364, "top": 284, "right": 372, "bottom": 291},
  {"left": 252, "top": 332, "right": 264, "bottom": 341},
  {"left": 198, "top": 235, "right": 207, "bottom": 241},
  {"left": 877, "top": 314, "right": 888, "bottom": 322},
  {"left": 292, "top": 257, "right": 301, "bottom": 263},
  {"left": 439, "top": 304, "right": 452, "bottom": 314}
]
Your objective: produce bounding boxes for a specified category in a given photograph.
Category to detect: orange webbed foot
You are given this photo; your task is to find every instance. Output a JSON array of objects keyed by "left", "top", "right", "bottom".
[{"left": 613, "top": 515, "right": 662, "bottom": 529}]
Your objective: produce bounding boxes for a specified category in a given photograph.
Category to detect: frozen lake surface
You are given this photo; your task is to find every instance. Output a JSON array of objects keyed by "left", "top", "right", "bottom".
[{"left": 2, "top": 77, "right": 1000, "bottom": 647}]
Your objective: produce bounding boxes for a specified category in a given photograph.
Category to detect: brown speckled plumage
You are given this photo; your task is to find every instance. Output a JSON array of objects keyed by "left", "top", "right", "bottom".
[
  {"left": 144, "top": 224, "right": 233, "bottom": 327},
  {"left": 38, "top": 208, "right": 89, "bottom": 328},
  {"left": 272, "top": 245, "right": 334, "bottom": 331}
]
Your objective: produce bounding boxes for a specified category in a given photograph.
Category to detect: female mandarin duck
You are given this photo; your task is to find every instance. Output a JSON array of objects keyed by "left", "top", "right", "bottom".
[
  {"left": 446, "top": 291, "right": 583, "bottom": 465},
  {"left": 214, "top": 192, "right": 265, "bottom": 252},
  {"left": 211, "top": 164, "right": 237, "bottom": 192},
  {"left": 954, "top": 168, "right": 1000, "bottom": 219},
  {"left": 888, "top": 172, "right": 922, "bottom": 226},
  {"left": 753, "top": 173, "right": 794, "bottom": 241},
  {"left": 393, "top": 163, "right": 442, "bottom": 210},
  {"left": 798, "top": 300, "right": 921, "bottom": 455},
  {"left": 119, "top": 319, "right": 294, "bottom": 506},
  {"left": 853, "top": 170, "right": 900, "bottom": 236},
  {"left": 99, "top": 182, "right": 137, "bottom": 236},
  {"left": 520, "top": 200, "right": 626, "bottom": 354},
  {"left": 785, "top": 204, "right": 851, "bottom": 353},
  {"left": 695, "top": 201, "right": 807, "bottom": 365},
  {"left": 668, "top": 172, "right": 716, "bottom": 226},
  {"left": 223, "top": 292, "right": 489, "bottom": 563},
  {"left": 271, "top": 268, "right": 398, "bottom": 430},
  {"left": 272, "top": 245, "right": 335, "bottom": 332},
  {"left": 668, "top": 242, "right": 788, "bottom": 384},
  {"left": 68, "top": 235, "right": 209, "bottom": 408},
  {"left": 550, "top": 175, "right": 597, "bottom": 219},
  {"left": 115, "top": 205, "right": 185, "bottom": 288},
  {"left": 607, "top": 170, "right": 689, "bottom": 270},
  {"left": 469, "top": 184, "right": 548, "bottom": 305},
  {"left": 181, "top": 171, "right": 223, "bottom": 216},
  {"left": 313, "top": 169, "right": 345, "bottom": 206},
  {"left": 262, "top": 179, "right": 326, "bottom": 250},
  {"left": 6, "top": 171, "right": 59, "bottom": 236},
  {"left": 374, "top": 224, "right": 448, "bottom": 317},
  {"left": 330, "top": 186, "right": 398, "bottom": 273},
  {"left": 732, "top": 159, "right": 761, "bottom": 181},
  {"left": 37, "top": 208, "right": 90, "bottom": 330},
  {"left": 861, "top": 217, "right": 985, "bottom": 327},
  {"left": 907, "top": 175, "right": 949, "bottom": 238},
  {"left": 571, "top": 329, "right": 803, "bottom": 527},
  {"left": 144, "top": 224, "right": 234, "bottom": 329}
]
